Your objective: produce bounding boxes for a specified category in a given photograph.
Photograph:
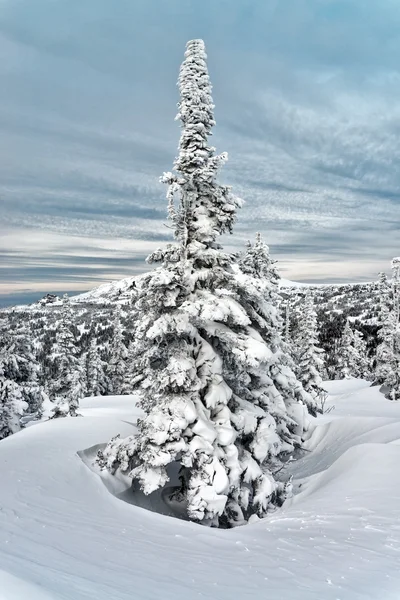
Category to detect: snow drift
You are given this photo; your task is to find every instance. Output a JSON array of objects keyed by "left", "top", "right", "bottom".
[{"left": 0, "top": 380, "right": 400, "bottom": 599}]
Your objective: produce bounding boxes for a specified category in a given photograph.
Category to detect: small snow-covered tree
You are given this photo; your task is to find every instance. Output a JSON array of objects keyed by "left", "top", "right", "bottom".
[
  {"left": 392, "top": 257, "right": 400, "bottom": 324},
  {"left": 284, "top": 300, "right": 291, "bottom": 345},
  {"left": 387, "top": 259, "right": 400, "bottom": 400},
  {"left": 375, "top": 272, "right": 397, "bottom": 390},
  {"left": 99, "top": 40, "right": 315, "bottom": 527},
  {"left": 351, "top": 328, "right": 371, "bottom": 379},
  {"left": 233, "top": 235, "right": 317, "bottom": 477},
  {"left": 338, "top": 319, "right": 370, "bottom": 379},
  {"left": 0, "top": 378, "right": 27, "bottom": 439},
  {"left": 239, "top": 233, "right": 280, "bottom": 286},
  {"left": 49, "top": 295, "right": 84, "bottom": 418},
  {"left": 121, "top": 341, "right": 139, "bottom": 395},
  {"left": 86, "top": 337, "right": 107, "bottom": 397},
  {"left": 106, "top": 306, "right": 128, "bottom": 395},
  {"left": 0, "top": 323, "right": 49, "bottom": 422},
  {"left": 293, "top": 292, "right": 326, "bottom": 407}
]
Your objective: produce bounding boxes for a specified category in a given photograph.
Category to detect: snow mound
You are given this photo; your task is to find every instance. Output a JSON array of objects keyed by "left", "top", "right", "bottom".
[{"left": 1, "top": 382, "right": 400, "bottom": 599}]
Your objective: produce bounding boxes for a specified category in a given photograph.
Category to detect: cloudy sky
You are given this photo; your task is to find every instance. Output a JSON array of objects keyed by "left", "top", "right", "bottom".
[{"left": 1, "top": 0, "right": 400, "bottom": 306}]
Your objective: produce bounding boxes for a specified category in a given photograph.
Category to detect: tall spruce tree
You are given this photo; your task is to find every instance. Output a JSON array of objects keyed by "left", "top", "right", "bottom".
[{"left": 99, "top": 40, "right": 316, "bottom": 526}]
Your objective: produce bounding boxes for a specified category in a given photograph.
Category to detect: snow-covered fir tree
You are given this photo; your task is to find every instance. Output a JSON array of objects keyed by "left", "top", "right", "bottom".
[
  {"left": 375, "top": 272, "right": 398, "bottom": 394},
  {"left": 86, "top": 337, "right": 107, "bottom": 397},
  {"left": 392, "top": 256, "right": 400, "bottom": 348},
  {"left": 0, "top": 324, "right": 49, "bottom": 422},
  {"left": 234, "top": 233, "right": 317, "bottom": 456},
  {"left": 98, "top": 39, "right": 316, "bottom": 527},
  {"left": 121, "top": 341, "right": 138, "bottom": 395},
  {"left": 338, "top": 319, "right": 371, "bottom": 380},
  {"left": 293, "top": 292, "right": 326, "bottom": 407},
  {"left": 392, "top": 257, "right": 400, "bottom": 316},
  {"left": 351, "top": 328, "right": 371, "bottom": 379},
  {"left": 0, "top": 378, "right": 27, "bottom": 440},
  {"left": 338, "top": 320, "right": 358, "bottom": 379},
  {"left": 387, "top": 259, "right": 400, "bottom": 400},
  {"left": 284, "top": 300, "right": 291, "bottom": 345},
  {"left": 239, "top": 233, "right": 280, "bottom": 286},
  {"left": 105, "top": 306, "right": 128, "bottom": 395},
  {"left": 49, "top": 295, "right": 84, "bottom": 417},
  {"left": 237, "top": 233, "right": 282, "bottom": 351}
]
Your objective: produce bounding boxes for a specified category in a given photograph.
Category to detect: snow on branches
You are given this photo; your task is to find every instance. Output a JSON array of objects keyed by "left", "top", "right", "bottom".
[
  {"left": 99, "top": 40, "right": 316, "bottom": 527},
  {"left": 160, "top": 39, "right": 242, "bottom": 251}
]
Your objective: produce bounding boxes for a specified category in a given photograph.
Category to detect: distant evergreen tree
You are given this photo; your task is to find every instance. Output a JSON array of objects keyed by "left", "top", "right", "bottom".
[
  {"left": 239, "top": 233, "right": 280, "bottom": 285},
  {"left": 237, "top": 233, "right": 283, "bottom": 349},
  {"left": 105, "top": 306, "right": 128, "bottom": 395},
  {"left": 99, "top": 40, "right": 316, "bottom": 527},
  {"left": 375, "top": 273, "right": 397, "bottom": 387},
  {"left": 338, "top": 320, "right": 357, "bottom": 379},
  {"left": 0, "top": 378, "right": 27, "bottom": 439},
  {"left": 49, "top": 295, "right": 84, "bottom": 418},
  {"left": 121, "top": 341, "right": 139, "bottom": 395},
  {"left": 294, "top": 292, "right": 327, "bottom": 407},
  {"left": 0, "top": 323, "right": 49, "bottom": 422},
  {"left": 351, "top": 328, "right": 372, "bottom": 379},
  {"left": 86, "top": 337, "right": 107, "bottom": 397},
  {"left": 235, "top": 234, "right": 317, "bottom": 459},
  {"left": 373, "top": 266, "right": 400, "bottom": 400},
  {"left": 284, "top": 300, "right": 291, "bottom": 345},
  {"left": 388, "top": 259, "right": 400, "bottom": 400},
  {"left": 338, "top": 319, "right": 370, "bottom": 379},
  {"left": 392, "top": 257, "right": 400, "bottom": 324}
]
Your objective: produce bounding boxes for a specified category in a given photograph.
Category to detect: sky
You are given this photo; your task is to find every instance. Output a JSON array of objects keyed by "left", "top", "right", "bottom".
[{"left": 1, "top": 0, "right": 400, "bottom": 306}]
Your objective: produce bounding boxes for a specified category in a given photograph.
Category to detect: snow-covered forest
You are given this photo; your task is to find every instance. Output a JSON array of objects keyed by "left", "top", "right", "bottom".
[{"left": 1, "top": 39, "right": 400, "bottom": 599}]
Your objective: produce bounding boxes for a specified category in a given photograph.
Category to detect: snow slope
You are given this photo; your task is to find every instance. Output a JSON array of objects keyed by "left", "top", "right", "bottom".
[
  {"left": 0, "top": 274, "right": 373, "bottom": 312},
  {"left": 1, "top": 381, "right": 400, "bottom": 600},
  {"left": 72, "top": 275, "right": 140, "bottom": 304}
]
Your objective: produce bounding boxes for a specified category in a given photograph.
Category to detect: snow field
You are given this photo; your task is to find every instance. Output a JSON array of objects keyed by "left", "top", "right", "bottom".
[{"left": 0, "top": 381, "right": 400, "bottom": 599}]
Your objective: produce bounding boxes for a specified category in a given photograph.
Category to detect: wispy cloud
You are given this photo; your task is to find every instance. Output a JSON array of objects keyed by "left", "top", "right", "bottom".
[{"left": 0, "top": 0, "right": 400, "bottom": 305}]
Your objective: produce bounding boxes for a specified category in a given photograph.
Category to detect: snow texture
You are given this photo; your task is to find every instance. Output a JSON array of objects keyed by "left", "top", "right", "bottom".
[{"left": 1, "top": 380, "right": 400, "bottom": 599}]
